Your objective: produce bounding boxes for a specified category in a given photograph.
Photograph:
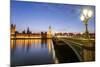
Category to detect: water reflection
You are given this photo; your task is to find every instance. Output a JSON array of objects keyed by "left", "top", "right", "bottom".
[{"left": 11, "top": 39, "right": 55, "bottom": 66}]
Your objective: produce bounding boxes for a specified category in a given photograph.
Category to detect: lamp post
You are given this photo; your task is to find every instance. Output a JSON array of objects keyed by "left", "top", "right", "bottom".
[
  {"left": 80, "top": 9, "right": 93, "bottom": 38},
  {"left": 80, "top": 9, "right": 94, "bottom": 61}
]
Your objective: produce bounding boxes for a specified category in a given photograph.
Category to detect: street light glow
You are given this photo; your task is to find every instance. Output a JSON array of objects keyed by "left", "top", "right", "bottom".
[
  {"left": 80, "top": 9, "right": 93, "bottom": 22},
  {"left": 88, "top": 10, "right": 93, "bottom": 18},
  {"left": 82, "top": 9, "right": 93, "bottom": 19},
  {"left": 80, "top": 15, "right": 85, "bottom": 21},
  {"left": 83, "top": 9, "right": 88, "bottom": 17}
]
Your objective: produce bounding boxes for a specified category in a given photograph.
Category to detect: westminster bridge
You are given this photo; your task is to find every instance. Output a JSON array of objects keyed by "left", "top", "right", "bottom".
[{"left": 52, "top": 36, "right": 95, "bottom": 63}]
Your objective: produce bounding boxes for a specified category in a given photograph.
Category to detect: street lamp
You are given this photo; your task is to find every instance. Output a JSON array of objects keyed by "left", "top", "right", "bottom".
[{"left": 80, "top": 9, "right": 93, "bottom": 38}]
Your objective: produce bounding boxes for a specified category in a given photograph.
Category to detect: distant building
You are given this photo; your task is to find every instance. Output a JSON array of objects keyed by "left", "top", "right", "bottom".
[
  {"left": 11, "top": 24, "right": 16, "bottom": 35},
  {"left": 11, "top": 24, "right": 52, "bottom": 39},
  {"left": 47, "top": 26, "right": 52, "bottom": 38},
  {"left": 41, "top": 32, "right": 47, "bottom": 38}
]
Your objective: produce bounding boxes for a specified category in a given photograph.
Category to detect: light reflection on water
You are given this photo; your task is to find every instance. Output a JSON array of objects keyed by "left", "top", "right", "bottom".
[{"left": 11, "top": 39, "right": 55, "bottom": 66}]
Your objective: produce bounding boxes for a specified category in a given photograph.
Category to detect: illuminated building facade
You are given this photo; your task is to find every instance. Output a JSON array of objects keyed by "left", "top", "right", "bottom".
[
  {"left": 11, "top": 24, "right": 52, "bottom": 39},
  {"left": 11, "top": 24, "right": 16, "bottom": 35}
]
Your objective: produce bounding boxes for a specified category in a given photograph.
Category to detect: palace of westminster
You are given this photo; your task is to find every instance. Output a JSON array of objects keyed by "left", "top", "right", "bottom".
[{"left": 11, "top": 24, "right": 52, "bottom": 39}]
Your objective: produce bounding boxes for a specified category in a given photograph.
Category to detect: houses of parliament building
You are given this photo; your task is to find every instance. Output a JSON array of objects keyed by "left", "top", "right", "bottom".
[{"left": 11, "top": 24, "right": 52, "bottom": 39}]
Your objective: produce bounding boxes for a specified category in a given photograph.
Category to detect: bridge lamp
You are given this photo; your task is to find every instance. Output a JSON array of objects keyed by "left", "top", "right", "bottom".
[{"left": 80, "top": 9, "right": 93, "bottom": 38}]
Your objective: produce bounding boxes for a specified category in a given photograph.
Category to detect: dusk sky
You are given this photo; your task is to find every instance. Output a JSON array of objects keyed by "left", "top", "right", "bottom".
[{"left": 11, "top": 1, "right": 95, "bottom": 33}]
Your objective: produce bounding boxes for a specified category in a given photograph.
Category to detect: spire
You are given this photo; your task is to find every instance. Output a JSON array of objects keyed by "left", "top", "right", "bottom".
[
  {"left": 49, "top": 26, "right": 51, "bottom": 29},
  {"left": 11, "top": 24, "right": 13, "bottom": 27},
  {"left": 47, "top": 26, "right": 52, "bottom": 38},
  {"left": 27, "top": 27, "right": 30, "bottom": 34}
]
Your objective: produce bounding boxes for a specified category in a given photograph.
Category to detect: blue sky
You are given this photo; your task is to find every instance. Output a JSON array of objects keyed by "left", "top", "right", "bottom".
[{"left": 11, "top": 1, "right": 95, "bottom": 33}]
